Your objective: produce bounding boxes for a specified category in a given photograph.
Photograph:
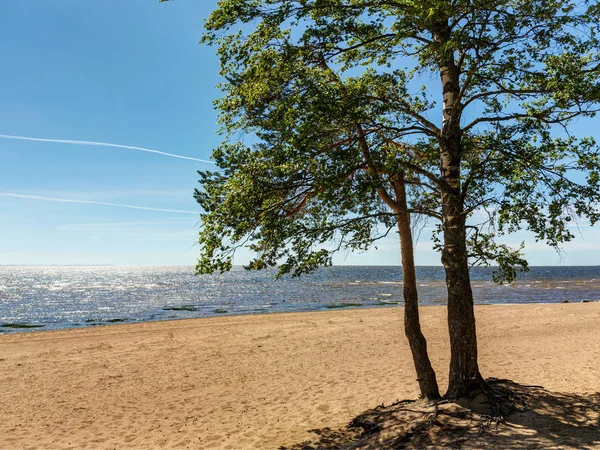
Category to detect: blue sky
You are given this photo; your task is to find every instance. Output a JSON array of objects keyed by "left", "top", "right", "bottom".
[{"left": 1, "top": 1, "right": 598, "bottom": 267}]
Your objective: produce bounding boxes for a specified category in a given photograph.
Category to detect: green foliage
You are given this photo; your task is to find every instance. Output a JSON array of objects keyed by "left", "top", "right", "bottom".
[{"left": 197, "top": 0, "right": 600, "bottom": 281}]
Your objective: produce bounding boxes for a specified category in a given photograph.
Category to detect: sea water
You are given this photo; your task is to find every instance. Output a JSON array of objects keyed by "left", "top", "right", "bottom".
[{"left": 1, "top": 265, "right": 599, "bottom": 333}]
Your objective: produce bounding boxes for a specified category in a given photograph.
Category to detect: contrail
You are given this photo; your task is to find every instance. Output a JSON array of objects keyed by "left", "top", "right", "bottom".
[
  {"left": 0, "top": 192, "right": 198, "bottom": 215},
  {"left": 0, "top": 134, "right": 215, "bottom": 164}
]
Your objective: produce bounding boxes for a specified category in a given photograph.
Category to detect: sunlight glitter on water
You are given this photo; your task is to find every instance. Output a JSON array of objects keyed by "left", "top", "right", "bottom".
[{"left": 0, "top": 266, "right": 599, "bottom": 332}]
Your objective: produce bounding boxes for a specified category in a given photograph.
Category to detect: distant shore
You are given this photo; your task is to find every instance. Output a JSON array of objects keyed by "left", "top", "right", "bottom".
[{"left": 1, "top": 303, "right": 599, "bottom": 449}]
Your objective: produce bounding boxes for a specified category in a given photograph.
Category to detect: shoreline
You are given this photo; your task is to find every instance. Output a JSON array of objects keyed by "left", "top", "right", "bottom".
[
  {"left": 2, "top": 298, "right": 598, "bottom": 337},
  {"left": 1, "top": 302, "right": 599, "bottom": 449}
]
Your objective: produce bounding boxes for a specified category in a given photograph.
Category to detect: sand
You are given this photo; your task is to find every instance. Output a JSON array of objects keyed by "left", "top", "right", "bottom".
[{"left": 1, "top": 302, "right": 599, "bottom": 449}]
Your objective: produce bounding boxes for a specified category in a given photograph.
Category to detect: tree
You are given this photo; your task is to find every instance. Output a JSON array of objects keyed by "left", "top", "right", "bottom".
[
  {"left": 195, "top": 62, "right": 443, "bottom": 399},
  {"left": 196, "top": 0, "right": 600, "bottom": 399}
]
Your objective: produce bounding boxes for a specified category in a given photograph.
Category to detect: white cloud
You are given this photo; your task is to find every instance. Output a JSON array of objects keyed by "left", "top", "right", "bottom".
[
  {"left": 56, "top": 219, "right": 195, "bottom": 232},
  {"left": 0, "top": 192, "right": 199, "bottom": 214},
  {"left": 0, "top": 133, "right": 215, "bottom": 164}
]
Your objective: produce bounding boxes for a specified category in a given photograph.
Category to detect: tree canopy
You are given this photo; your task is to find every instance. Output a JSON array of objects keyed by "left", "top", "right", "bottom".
[{"left": 196, "top": 0, "right": 600, "bottom": 281}]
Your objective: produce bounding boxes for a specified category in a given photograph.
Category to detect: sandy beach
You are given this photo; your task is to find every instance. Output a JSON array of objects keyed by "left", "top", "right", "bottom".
[{"left": 1, "top": 302, "right": 599, "bottom": 449}]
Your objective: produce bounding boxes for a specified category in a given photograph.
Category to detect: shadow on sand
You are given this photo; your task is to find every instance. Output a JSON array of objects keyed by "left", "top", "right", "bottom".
[{"left": 281, "top": 379, "right": 600, "bottom": 449}]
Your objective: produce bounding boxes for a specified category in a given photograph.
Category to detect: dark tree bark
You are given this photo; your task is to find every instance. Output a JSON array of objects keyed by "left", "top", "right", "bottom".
[
  {"left": 436, "top": 24, "right": 486, "bottom": 399},
  {"left": 439, "top": 166, "right": 485, "bottom": 399},
  {"left": 393, "top": 175, "right": 441, "bottom": 400}
]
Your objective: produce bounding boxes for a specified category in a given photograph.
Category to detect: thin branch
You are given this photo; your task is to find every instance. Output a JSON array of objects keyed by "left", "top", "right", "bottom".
[{"left": 384, "top": 139, "right": 442, "bottom": 188}]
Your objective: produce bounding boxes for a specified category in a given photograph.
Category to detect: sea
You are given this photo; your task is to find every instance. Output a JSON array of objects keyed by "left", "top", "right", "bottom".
[{"left": 1, "top": 265, "right": 599, "bottom": 333}]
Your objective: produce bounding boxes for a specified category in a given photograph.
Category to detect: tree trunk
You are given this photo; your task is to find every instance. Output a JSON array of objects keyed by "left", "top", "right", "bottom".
[
  {"left": 358, "top": 120, "right": 439, "bottom": 399},
  {"left": 435, "top": 23, "right": 486, "bottom": 399},
  {"left": 439, "top": 164, "right": 484, "bottom": 399},
  {"left": 394, "top": 175, "right": 441, "bottom": 400}
]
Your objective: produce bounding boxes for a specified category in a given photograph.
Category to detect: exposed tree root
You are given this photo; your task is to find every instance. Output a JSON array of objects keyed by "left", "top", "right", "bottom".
[{"left": 281, "top": 379, "right": 600, "bottom": 449}]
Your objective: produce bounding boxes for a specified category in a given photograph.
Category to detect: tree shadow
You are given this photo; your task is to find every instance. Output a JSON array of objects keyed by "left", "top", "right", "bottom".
[{"left": 280, "top": 379, "right": 600, "bottom": 449}]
